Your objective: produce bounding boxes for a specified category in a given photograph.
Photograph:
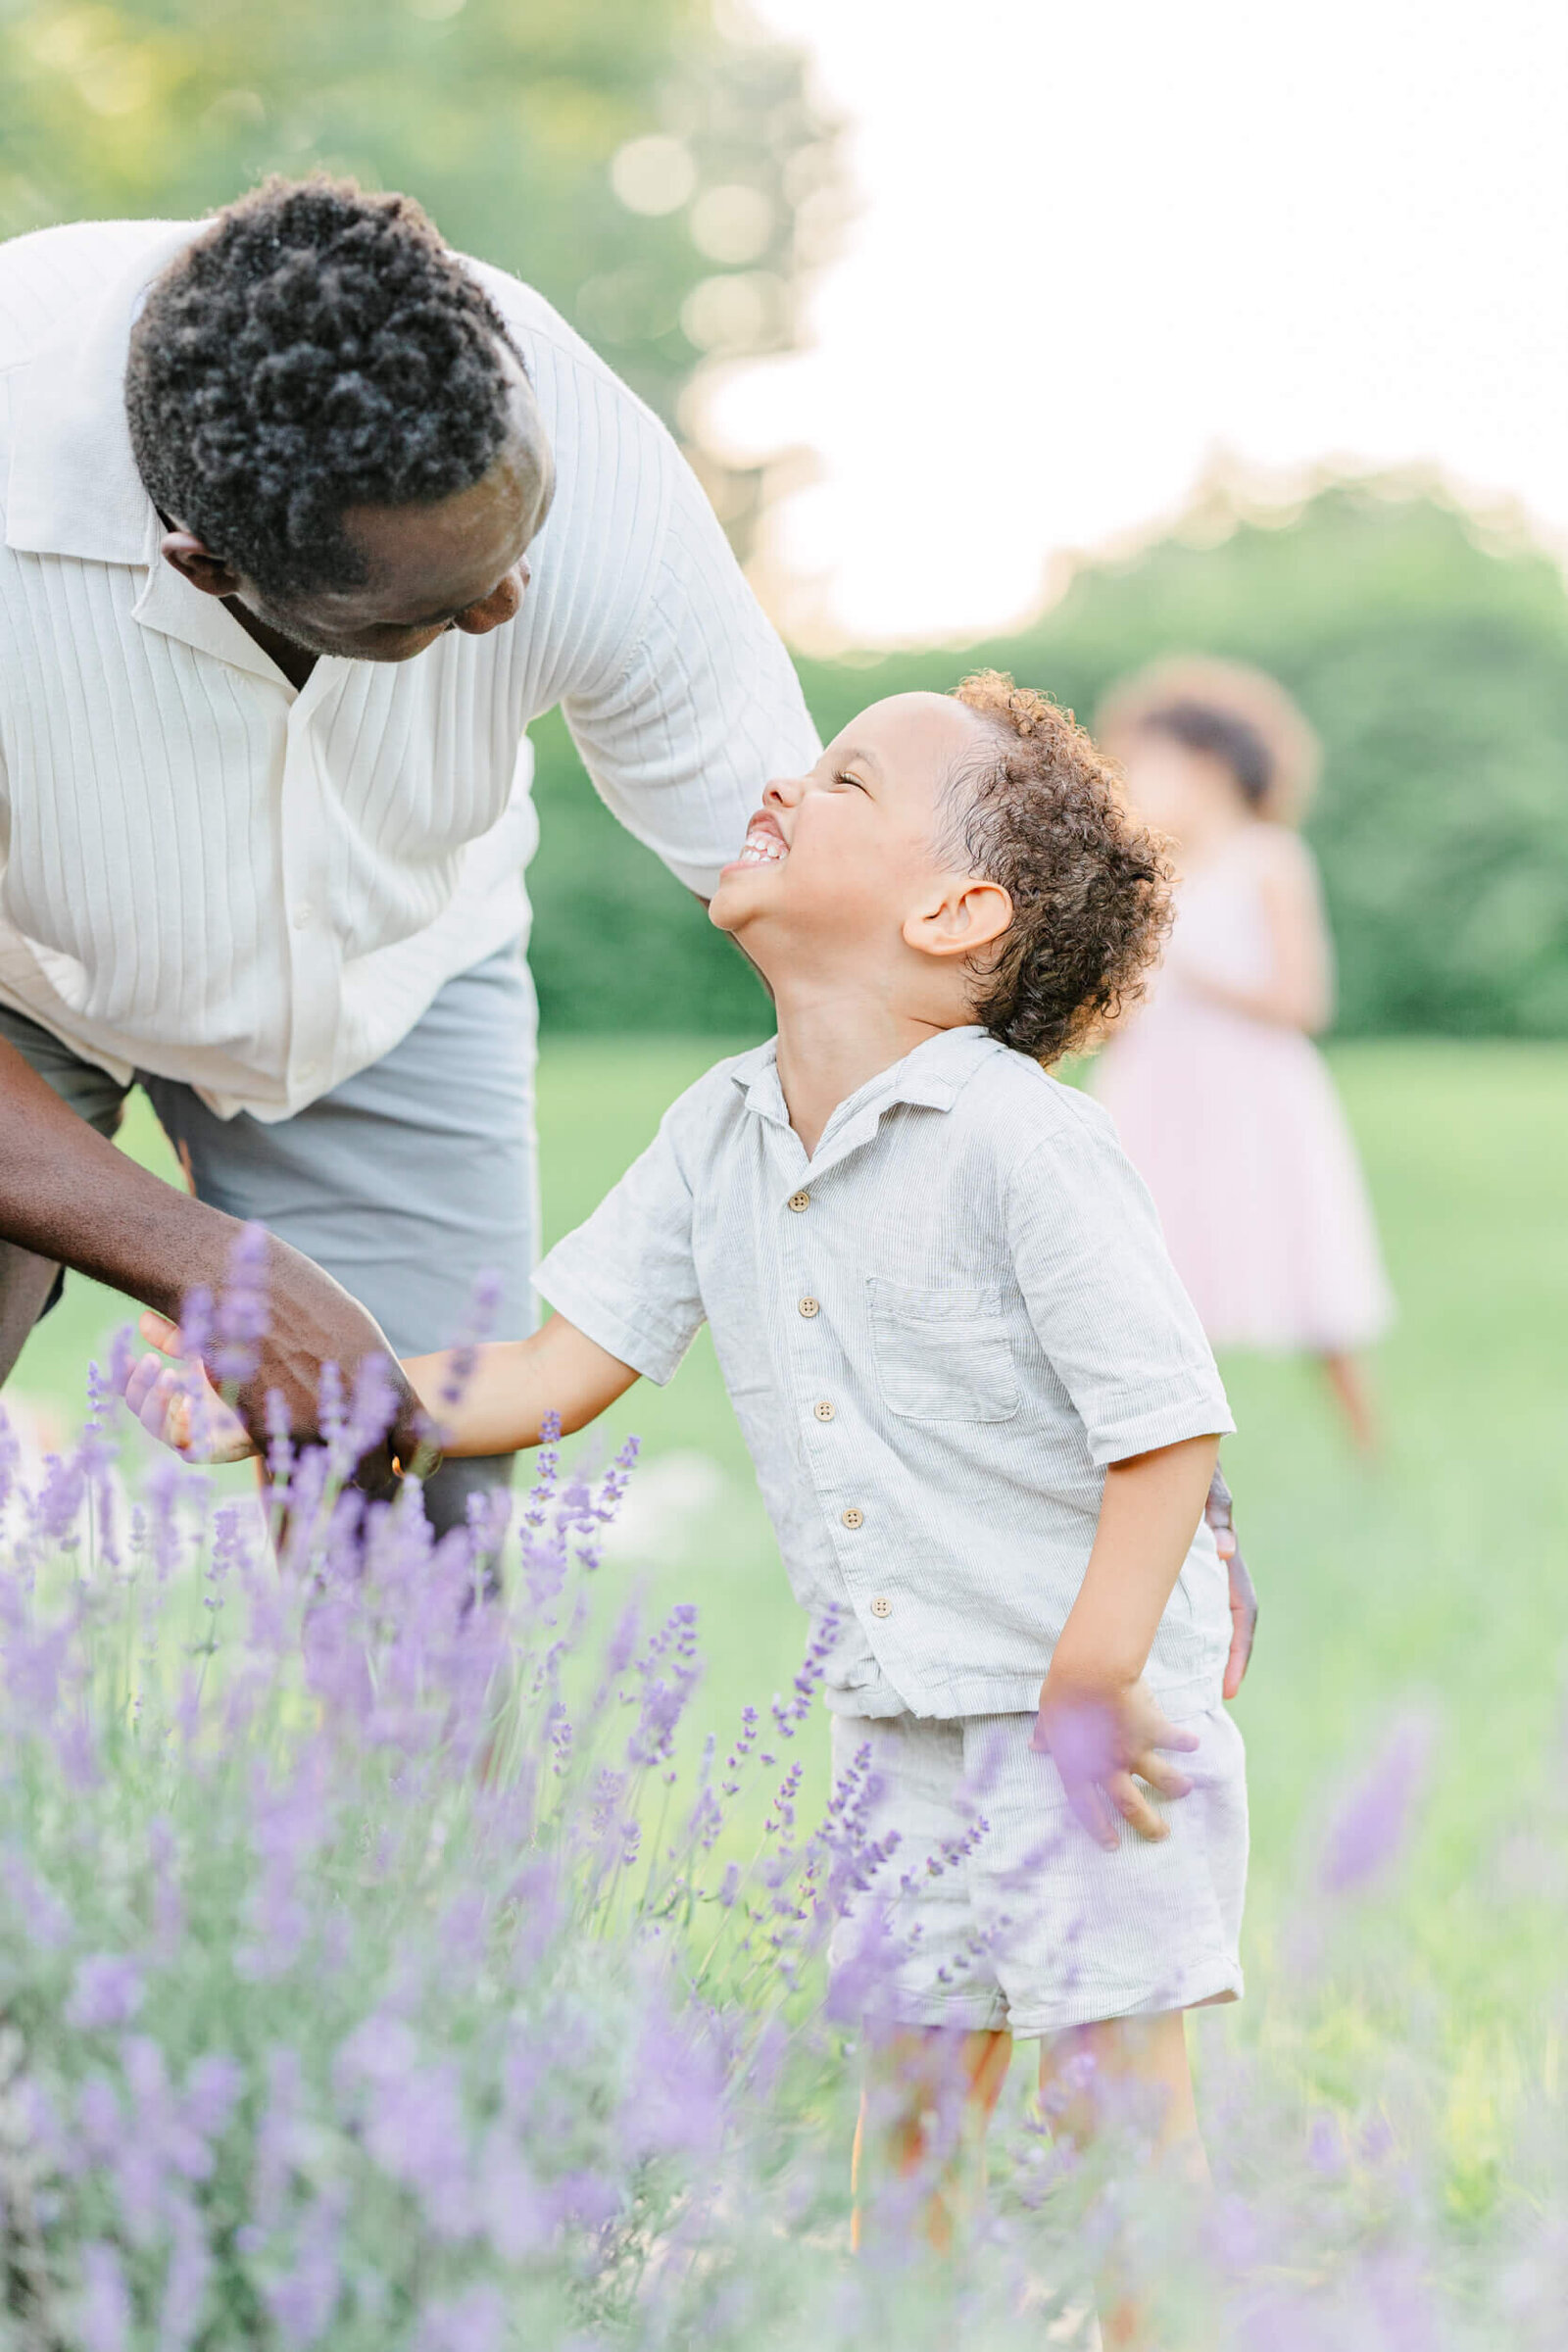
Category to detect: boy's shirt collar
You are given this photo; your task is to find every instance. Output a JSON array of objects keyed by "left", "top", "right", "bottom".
[{"left": 728, "top": 1025, "right": 1005, "bottom": 1171}]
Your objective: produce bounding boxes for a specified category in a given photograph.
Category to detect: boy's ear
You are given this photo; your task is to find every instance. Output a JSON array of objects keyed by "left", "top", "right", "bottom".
[{"left": 902, "top": 875, "right": 1013, "bottom": 962}]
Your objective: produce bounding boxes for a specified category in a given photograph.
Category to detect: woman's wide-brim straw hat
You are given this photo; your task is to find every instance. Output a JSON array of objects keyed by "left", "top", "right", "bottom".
[{"left": 1094, "top": 656, "right": 1323, "bottom": 825}]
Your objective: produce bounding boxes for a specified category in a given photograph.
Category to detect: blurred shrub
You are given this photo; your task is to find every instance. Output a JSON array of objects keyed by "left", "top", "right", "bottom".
[
  {"left": 0, "top": 0, "right": 839, "bottom": 548},
  {"left": 530, "top": 475, "right": 1568, "bottom": 1039}
]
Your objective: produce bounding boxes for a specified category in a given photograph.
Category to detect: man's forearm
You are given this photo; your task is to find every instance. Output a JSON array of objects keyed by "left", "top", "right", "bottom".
[
  {"left": 0, "top": 1038, "right": 421, "bottom": 1464},
  {"left": 0, "top": 1039, "right": 238, "bottom": 1308}
]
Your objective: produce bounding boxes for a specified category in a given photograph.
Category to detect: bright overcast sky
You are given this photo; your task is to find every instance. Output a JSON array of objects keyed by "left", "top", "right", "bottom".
[{"left": 702, "top": 0, "right": 1568, "bottom": 645}]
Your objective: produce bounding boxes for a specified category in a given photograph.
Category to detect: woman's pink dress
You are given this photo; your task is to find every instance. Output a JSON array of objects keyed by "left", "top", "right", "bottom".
[{"left": 1092, "top": 827, "right": 1394, "bottom": 1353}]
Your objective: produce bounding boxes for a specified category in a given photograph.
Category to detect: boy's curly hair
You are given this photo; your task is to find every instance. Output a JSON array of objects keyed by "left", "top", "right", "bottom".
[
  {"left": 943, "top": 670, "right": 1172, "bottom": 1065},
  {"left": 125, "top": 175, "right": 520, "bottom": 600}
]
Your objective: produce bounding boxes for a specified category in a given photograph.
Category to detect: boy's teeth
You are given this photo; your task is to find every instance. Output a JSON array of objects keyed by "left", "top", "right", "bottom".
[{"left": 737, "top": 829, "right": 788, "bottom": 865}]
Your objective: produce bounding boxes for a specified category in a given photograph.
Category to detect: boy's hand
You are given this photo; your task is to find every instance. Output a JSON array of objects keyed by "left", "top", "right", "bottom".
[
  {"left": 122, "top": 1310, "right": 257, "bottom": 1464},
  {"left": 1032, "top": 1670, "right": 1199, "bottom": 1852}
]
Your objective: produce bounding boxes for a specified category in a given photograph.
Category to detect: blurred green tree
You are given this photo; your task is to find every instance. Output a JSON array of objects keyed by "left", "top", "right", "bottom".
[
  {"left": 0, "top": 0, "right": 840, "bottom": 546},
  {"left": 530, "top": 473, "right": 1568, "bottom": 1041}
]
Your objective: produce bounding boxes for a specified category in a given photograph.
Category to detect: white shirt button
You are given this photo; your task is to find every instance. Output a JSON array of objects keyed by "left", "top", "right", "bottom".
[
  {"left": 798, "top": 1296, "right": 820, "bottom": 1318},
  {"left": 813, "top": 1399, "right": 835, "bottom": 1422},
  {"left": 787, "top": 1190, "right": 810, "bottom": 1212},
  {"left": 293, "top": 904, "right": 314, "bottom": 928},
  {"left": 870, "top": 1594, "right": 892, "bottom": 1618},
  {"left": 298, "top": 1060, "right": 320, "bottom": 1081},
  {"left": 841, "top": 1506, "right": 864, "bottom": 1530}
]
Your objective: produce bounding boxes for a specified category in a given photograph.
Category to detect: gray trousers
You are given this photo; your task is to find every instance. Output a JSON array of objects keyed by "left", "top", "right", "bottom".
[{"left": 0, "top": 946, "right": 539, "bottom": 1534}]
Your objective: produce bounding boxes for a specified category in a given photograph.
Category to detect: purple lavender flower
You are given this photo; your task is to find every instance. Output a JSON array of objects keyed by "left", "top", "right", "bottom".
[
  {"left": 158, "top": 2189, "right": 213, "bottom": 2350},
  {"left": 414, "top": 2281, "right": 508, "bottom": 2352},
  {"left": 1319, "top": 1712, "right": 1435, "bottom": 1894},
  {"left": 74, "top": 2240, "right": 132, "bottom": 2352},
  {"left": 65, "top": 1954, "right": 144, "bottom": 2031},
  {"left": 261, "top": 2186, "right": 348, "bottom": 2348},
  {"left": 4, "top": 1848, "right": 74, "bottom": 1949},
  {"left": 212, "top": 1219, "right": 272, "bottom": 1386}
]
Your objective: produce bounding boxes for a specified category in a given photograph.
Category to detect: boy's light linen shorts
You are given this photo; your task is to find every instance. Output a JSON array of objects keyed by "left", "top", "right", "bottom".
[{"left": 828, "top": 1702, "right": 1247, "bottom": 2039}]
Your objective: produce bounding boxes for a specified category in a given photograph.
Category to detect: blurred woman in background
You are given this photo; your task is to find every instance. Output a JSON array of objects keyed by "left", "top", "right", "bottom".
[{"left": 1092, "top": 659, "right": 1393, "bottom": 1453}]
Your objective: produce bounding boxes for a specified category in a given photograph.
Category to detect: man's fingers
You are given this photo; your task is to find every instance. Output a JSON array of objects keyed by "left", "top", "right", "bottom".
[
  {"left": 1222, "top": 1548, "right": 1259, "bottom": 1700},
  {"left": 1223, "top": 1624, "right": 1249, "bottom": 1703},
  {"left": 1106, "top": 1771, "right": 1169, "bottom": 1843}
]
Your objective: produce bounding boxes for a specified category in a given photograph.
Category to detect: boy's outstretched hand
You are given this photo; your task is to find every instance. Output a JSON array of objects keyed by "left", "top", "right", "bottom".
[
  {"left": 122, "top": 1311, "right": 257, "bottom": 1463},
  {"left": 1032, "top": 1673, "right": 1200, "bottom": 1853}
]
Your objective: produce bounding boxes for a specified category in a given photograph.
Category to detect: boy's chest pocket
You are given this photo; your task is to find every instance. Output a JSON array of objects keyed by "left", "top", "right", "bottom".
[{"left": 867, "top": 1278, "right": 1020, "bottom": 1423}]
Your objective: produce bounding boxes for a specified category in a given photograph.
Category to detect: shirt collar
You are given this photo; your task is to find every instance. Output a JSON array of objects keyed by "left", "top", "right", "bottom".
[
  {"left": 5, "top": 221, "right": 199, "bottom": 567},
  {"left": 728, "top": 1024, "right": 1003, "bottom": 1146},
  {"left": 5, "top": 221, "right": 302, "bottom": 688}
]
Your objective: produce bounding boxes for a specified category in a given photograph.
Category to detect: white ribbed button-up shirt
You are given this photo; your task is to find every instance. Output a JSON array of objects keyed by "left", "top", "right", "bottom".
[
  {"left": 534, "top": 1029, "right": 1236, "bottom": 1723},
  {"left": 0, "top": 219, "right": 818, "bottom": 1118}
]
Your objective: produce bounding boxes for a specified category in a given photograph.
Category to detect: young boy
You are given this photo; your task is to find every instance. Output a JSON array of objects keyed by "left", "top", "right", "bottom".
[{"left": 129, "top": 672, "right": 1244, "bottom": 2289}]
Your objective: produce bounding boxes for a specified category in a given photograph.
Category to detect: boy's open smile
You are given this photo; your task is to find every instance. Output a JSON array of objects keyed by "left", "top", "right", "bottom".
[{"left": 724, "top": 808, "right": 791, "bottom": 871}]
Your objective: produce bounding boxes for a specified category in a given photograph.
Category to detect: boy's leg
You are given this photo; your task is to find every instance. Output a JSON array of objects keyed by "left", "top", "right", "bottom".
[
  {"left": 1038, "top": 2009, "right": 1206, "bottom": 2350},
  {"left": 0, "top": 1006, "right": 131, "bottom": 1385},
  {"left": 141, "top": 945, "right": 539, "bottom": 1537},
  {"left": 1038, "top": 2009, "right": 1204, "bottom": 2174},
  {"left": 853, "top": 2026, "right": 1012, "bottom": 2253}
]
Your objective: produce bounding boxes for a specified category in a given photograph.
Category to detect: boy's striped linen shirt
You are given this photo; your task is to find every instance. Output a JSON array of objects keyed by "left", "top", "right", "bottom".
[
  {"left": 534, "top": 1028, "right": 1236, "bottom": 1723},
  {"left": 0, "top": 219, "right": 817, "bottom": 1120}
]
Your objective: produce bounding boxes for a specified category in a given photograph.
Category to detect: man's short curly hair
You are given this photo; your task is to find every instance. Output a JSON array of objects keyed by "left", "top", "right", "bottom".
[
  {"left": 942, "top": 670, "right": 1172, "bottom": 1065},
  {"left": 125, "top": 175, "right": 521, "bottom": 600}
]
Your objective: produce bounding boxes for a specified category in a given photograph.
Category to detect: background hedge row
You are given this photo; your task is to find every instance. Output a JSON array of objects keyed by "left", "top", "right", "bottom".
[{"left": 528, "top": 475, "right": 1568, "bottom": 1040}]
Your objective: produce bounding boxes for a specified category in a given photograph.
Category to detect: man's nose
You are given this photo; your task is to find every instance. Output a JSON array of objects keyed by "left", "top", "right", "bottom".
[{"left": 453, "top": 561, "right": 527, "bottom": 636}]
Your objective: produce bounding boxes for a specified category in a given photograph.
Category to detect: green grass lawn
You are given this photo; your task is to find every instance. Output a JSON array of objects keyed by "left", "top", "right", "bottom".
[{"left": 11, "top": 1036, "right": 1568, "bottom": 2147}]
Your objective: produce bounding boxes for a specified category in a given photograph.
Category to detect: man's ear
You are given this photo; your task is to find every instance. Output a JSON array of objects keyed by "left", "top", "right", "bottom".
[
  {"left": 160, "top": 529, "right": 244, "bottom": 600},
  {"left": 902, "top": 876, "right": 1013, "bottom": 962}
]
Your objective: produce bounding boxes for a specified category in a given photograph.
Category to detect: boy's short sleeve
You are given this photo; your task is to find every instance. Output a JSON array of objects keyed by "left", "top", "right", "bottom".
[
  {"left": 1006, "top": 1108, "right": 1235, "bottom": 1466},
  {"left": 532, "top": 1111, "right": 705, "bottom": 1386}
]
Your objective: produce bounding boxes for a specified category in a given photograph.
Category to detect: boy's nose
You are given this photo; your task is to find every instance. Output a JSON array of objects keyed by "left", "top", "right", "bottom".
[{"left": 763, "top": 774, "right": 802, "bottom": 809}]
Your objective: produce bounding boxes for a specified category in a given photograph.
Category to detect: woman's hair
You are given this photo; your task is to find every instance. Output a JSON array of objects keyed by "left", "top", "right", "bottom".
[
  {"left": 1133, "top": 698, "right": 1274, "bottom": 807},
  {"left": 1094, "top": 656, "right": 1322, "bottom": 825},
  {"left": 943, "top": 670, "right": 1172, "bottom": 1066},
  {"left": 125, "top": 175, "right": 521, "bottom": 601}
]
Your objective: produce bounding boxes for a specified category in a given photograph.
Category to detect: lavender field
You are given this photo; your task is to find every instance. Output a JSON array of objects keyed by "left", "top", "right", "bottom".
[{"left": 4, "top": 1037, "right": 1567, "bottom": 2346}]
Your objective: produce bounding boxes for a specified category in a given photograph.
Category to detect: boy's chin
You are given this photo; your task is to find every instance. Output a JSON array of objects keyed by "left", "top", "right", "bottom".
[{"left": 708, "top": 874, "right": 763, "bottom": 936}]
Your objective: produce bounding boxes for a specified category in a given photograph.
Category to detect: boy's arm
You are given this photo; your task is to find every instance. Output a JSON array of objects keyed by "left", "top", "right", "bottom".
[
  {"left": 403, "top": 1315, "right": 640, "bottom": 1456},
  {"left": 123, "top": 1311, "right": 638, "bottom": 1464},
  {"left": 1034, "top": 1432, "right": 1221, "bottom": 1851}
]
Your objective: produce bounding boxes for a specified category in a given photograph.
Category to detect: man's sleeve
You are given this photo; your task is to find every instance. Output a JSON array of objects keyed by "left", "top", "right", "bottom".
[
  {"left": 532, "top": 1106, "right": 706, "bottom": 1385},
  {"left": 558, "top": 450, "right": 822, "bottom": 898},
  {"left": 1006, "top": 1106, "right": 1235, "bottom": 1467}
]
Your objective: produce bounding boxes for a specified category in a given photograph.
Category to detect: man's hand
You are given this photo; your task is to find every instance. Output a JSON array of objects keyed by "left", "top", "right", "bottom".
[
  {"left": 220, "top": 1233, "right": 431, "bottom": 1494},
  {"left": 1205, "top": 1467, "right": 1257, "bottom": 1700},
  {"left": 0, "top": 1039, "right": 426, "bottom": 1491},
  {"left": 1032, "top": 1670, "right": 1200, "bottom": 1852}
]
